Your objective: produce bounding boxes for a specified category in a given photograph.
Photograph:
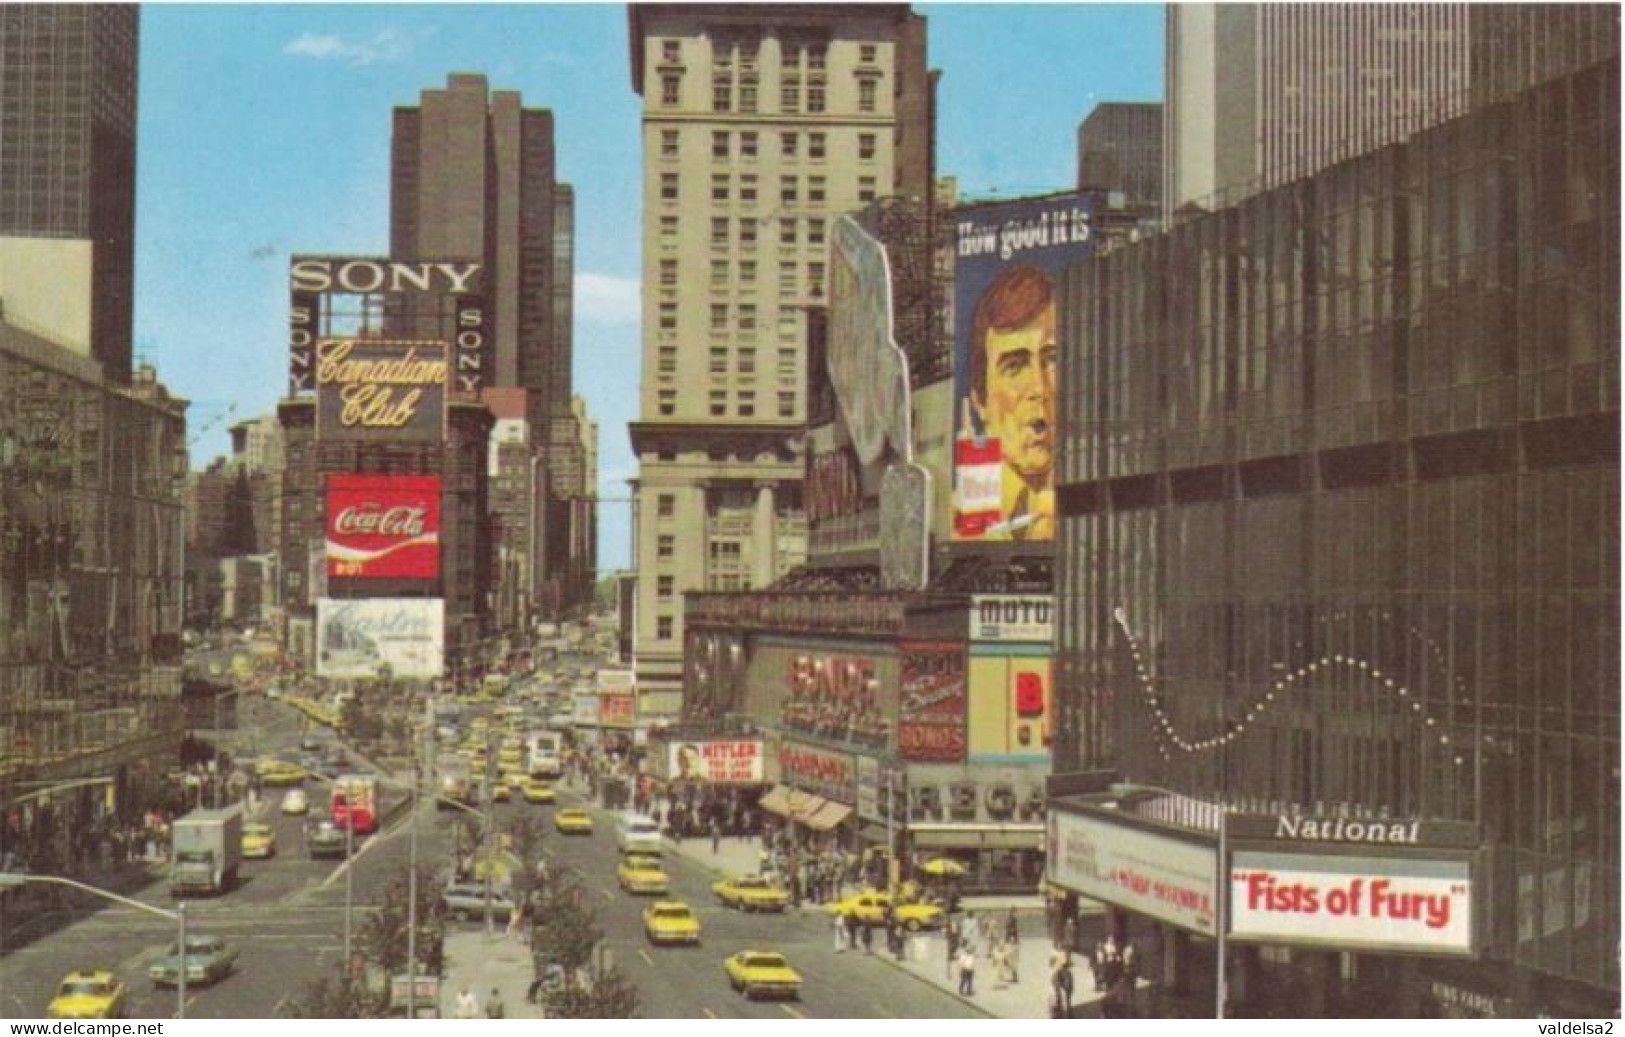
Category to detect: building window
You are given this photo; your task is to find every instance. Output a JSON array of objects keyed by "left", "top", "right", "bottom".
[
  {"left": 780, "top": 176, "right": 798, "bottom": 205},
  {"left": 662, "top": 39, "right": 681, "bottom": 62},
  {"left": 739, "top": 303, "right": 758, "bottom": 331},
  {"left": 710, "top": 390, "right": 727, "bottom": 416},
  {"left": 740, "top": 131, "right": 758, "bottom": 159},
  {"left": 661, "top": 172, "right": 679, "bottom": 201},
  {"left": 778, "top": 348, "right": 796, "bottom": 376},
  {"left": 778, "top": 391, "right": 795, "bottom": 418},
  {"left": 740, "top": 220, "right": 758, "bottom": 246},
  {"left": 858, "top": 176, "right": 876, "bottom": 203},
  {"left": 661, "top": 129, "right": 680, "bottom": 157},
  {"left": 738, "top": 392, "right": 756, "bottom": 417},
  {"left": 859, "top": 78, "right": 877, "bottom": 113},
  {"left": 780, "top": 217, "right": 798, "bottom": 245},
  {"left": 781, "top": 132, "right": 798, "bottom": 159},
  {"left": 657, "top": 616, "right": 673, "bottom": 640},
  {"left": 657, "top": 575, "right": 674, "bottom": 598},
  {"left": 658, "top": 214, "right": 679, "bottom": 243},
  {"left": 712, "top": 131, "right": 730, "bottom": 159},
  {"left": 657, "top": 390, "right": 676, "bottom": 417},
  {"left": 808, "top": 261, "right": 825, "bottom": 298},
  {"left": 807, "top": 83, "right": 826, "bottom": 113},
  {"left": 740, "top": 174, "right": 758, "bottom": 204},
  {"left": 740, "top": 82, "right": 758, "bottom": 113},
  {"left": 659, "top": 301, "right": 678, "bottom": 330},
  {"left": 713, "top": 77, "right": 732, "bottom": 112},
  {"left": 738, "top": 347, "right": 756, "bottom": 373},
  {"left": 710, "top": 259, "right": 729, "bottom": 289},
  {"left": 807, "top": 218, "right": 826, "bottom": 245},
  {"left": 778, "top": 314, "right": 799, "bottom": 339},
  {"left": 781, "top": 75, "right": 800, "bottom": 113},
  {"left": 710, "top": 346, "right": 728, "bottom": 374},
  {"left": 657, "top": 534, "right": 675, "bottom": 559},
  {"left": 859, "top": 133, "right": 877, "bottom": 161},
  {"left": 661, "top": 75, "right": 680, "bottom": 106},
  {"left": 657, "top": 493, "right": 676, "bottom": 518},
  {"left": 711, "top": 303, "right": 729, "bottom": 331},
  {"left": 808, "top": 43, "right": 827, "bottom": 70},
  {"left": 809, "top": 176, "right": 826, "bottom": 204},
  {"left": 809, "top": 132, "right": 826, "bottom": 160},
  {"left": 712, "top": 173, "right": 729, "bottom": 201},
  {"left": 859, "top": 43, "right": 877, "bottom": 64},
  {"left": 779, "top": 261, "right": 798, "bottom": 295},
  {"left": 660, "top": 258, "right": 678, "bottom": 288},
  {"left": 740, "top": 260, "right": 758, "bottom": 287},
  {"left": 658, "top": 345, "right": 677, "bottom": 376},
  {"left": 711, "top": 216, "right": 730, "bottom": 246}
]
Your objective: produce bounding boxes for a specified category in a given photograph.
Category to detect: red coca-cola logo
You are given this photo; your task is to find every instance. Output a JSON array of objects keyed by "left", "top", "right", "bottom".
[{"left": 334, "top": 504, "right": 428, "bottom": 537}]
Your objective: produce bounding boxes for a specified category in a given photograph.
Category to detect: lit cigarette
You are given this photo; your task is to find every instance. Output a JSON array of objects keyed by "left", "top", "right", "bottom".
[{"left": 985, "top": 514, "right": 1036, "bottom": 536}]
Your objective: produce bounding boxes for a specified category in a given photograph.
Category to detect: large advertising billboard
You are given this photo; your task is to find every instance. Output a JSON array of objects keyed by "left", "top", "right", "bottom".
[
  {"left": 316, "top": 598, "right": 444, "bottom": 679},
  {"left": 668, "top": 740, "right": 765, "bottom": 784},
  {"left": 1229, "top": 851, "right": 1474, "bottom": 955},
  {"left": 778, "top": 740, "right": 857, "bottom": 805},
  {"left": 952, "top": 193, "right": 1098, "bottom": 542},
  {"left": 315, "top": 339, "right": 447, "bottom": 442},
  {"left": 898, "top": 642, "right": 966, "bottom": 762},
  {"left": 1048, "top": 810, "right": 1218, "bottom": 935},
  {"left": 968, "top": 653, "right": 1052, "bottom": 762},
  {"left": 325, "top": 475, "right": 441, "bottom": 580},
  {"left": 780, "top": 648, "right": 896, "bottom": 753}
]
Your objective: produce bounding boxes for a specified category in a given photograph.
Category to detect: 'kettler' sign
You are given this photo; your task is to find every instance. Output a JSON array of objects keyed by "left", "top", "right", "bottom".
[{"left": 289, "top": 256, "right": 487, "bottom": 396}]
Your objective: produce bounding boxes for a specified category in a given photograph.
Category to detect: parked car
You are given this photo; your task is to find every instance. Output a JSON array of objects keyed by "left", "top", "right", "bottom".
[{"left": 441, "top": 882, "right": 516, "bottom": 922}]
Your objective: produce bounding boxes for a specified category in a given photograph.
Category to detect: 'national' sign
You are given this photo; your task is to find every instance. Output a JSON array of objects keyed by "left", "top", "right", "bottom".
[{"left": 326, "top": 474, "right": 441, "bottom": 580}]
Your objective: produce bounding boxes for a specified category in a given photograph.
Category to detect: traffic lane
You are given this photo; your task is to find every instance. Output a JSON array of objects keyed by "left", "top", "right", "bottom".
[{"left": 539, "top": 797, "right": 980, "bottom": 1020}]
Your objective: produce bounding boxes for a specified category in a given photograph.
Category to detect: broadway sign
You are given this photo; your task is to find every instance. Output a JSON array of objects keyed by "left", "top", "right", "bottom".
[
  {"left": 316, "top": 339, "right": 447, "bottom": 442},
  {"left": 898, "top": 642, "right": 966, "bottom": 762},
  {"left": 326, "top": 474, "right": 440, "bottom": 580}
]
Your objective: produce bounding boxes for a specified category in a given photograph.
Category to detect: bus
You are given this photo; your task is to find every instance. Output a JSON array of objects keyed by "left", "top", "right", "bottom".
[
  {"left": 527, "top": 730, "right": 564, "bottom": 780},
  {"left": 331, "top": 775, "right": 378, "bottom": 835}
]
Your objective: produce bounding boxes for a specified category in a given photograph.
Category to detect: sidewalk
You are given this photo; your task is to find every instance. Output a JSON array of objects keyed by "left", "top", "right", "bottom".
[{"left": 441, "top": 927, "right": 544, "bottom": 1019}]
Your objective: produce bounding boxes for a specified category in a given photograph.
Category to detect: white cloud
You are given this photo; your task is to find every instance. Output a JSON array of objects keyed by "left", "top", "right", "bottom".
[
  {"left": 284, "top": 28, "right": 415, "bottom": 66},
  {"left": 575, "top": 273, "right": 640, "bottom": 325}
]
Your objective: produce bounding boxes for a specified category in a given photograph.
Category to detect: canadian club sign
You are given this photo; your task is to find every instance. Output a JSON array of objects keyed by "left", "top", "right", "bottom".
[
  {"left": 316, "top": 339, "right": 447, "bottom": 442},
  {"left": 326, "top": 474, "right": 441, "bottom": 580}
]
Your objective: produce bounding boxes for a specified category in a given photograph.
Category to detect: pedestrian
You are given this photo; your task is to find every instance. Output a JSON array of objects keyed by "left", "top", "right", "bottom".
[
  {"left": 860, "top": 918, "right": 874, "bottom": 954},
  {"left": 1004, "top": 907, "right": 1020, "bottom": 946},
  {"left": 507, "top": 904, "right": 524, "bottom": 942},
  {"left": 485, "top": 986, "right": 506, "bottom": 1019},
  {"left": 945, "top": 917, "right": 961, "bottom": 979},
  {"left": 833, "top": 910, "right": 848, "bottom": 953},
  {"left": 710, "top": 817, "right": 722, "bottom": 855},
  {"left": 453, "top": 987, "right": 479, "bottom": 1019},
  {"left": 1051, "top": 951, "right": 1075, "bottom": 1018},
  {"left": 957, "top": 946, "right": 977, "bottom": 996}
]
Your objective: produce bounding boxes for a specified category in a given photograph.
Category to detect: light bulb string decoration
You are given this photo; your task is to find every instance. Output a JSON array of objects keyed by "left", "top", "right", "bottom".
[{"left": 1111, "top": 606, "right": 1465, "bottom": 766}]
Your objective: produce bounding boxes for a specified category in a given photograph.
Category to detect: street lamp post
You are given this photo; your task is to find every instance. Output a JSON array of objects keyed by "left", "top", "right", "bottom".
[
  {"left": 343, "top": 820, "right": 354, "bottom": 973},
  {"left": 0, "top": 874, "right": 188, "bottom": 1019},
  {"left": 212, "top": 686, "right": 246, "bottom": 809}
]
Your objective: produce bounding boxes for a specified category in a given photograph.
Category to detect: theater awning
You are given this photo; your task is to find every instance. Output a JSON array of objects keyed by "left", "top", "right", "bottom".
[
  {"left": 758, "top": 785, "right": 853, "bottom": 828},
  {"left": 803, "top": 800, "right": 853, "bottom": 831}
]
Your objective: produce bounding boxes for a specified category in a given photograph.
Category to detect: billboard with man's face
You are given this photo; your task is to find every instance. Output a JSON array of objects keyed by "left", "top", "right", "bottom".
[{"left": 952, "top": 193, "right": 1099, "bottom": 542}]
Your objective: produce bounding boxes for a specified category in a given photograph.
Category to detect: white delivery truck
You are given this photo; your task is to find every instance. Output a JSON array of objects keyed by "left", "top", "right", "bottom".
[{"left": 170, "top": 805, "right": 244, "bottom": 896}]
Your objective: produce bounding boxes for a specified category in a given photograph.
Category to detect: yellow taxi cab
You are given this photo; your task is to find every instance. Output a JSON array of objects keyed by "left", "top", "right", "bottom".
[
  {"left": 723, "top": 951, "right": 801, "bottom": 1001},
  {"left": 642, "top": 900, "right": 701, "bottom": 945},
  {"left": 617, "top": 853, "right": 670, "bottom": 895},
  {"left": 829, "top": 891, "right": 945, "bottom": 932},
  {"left": 241, "top": 822, "right": 277, "bottom": 859},
  {"left": 711, "top": 874, "right": 790, "bottom": 913},
  {"left": 521, "top": 778, "right": 556, "bottom": 804},
  {"left": 47, "top": 970, "right": 127, "bottom": 1019},
  {"left": 489, "top": 782, "right": 512, "bottom": 803},
  {"left": 255, "top": 759, "right": 308, "bottom": 786},
  {"left": 554, "top": 807, "right": 593, "bottom": 834}
]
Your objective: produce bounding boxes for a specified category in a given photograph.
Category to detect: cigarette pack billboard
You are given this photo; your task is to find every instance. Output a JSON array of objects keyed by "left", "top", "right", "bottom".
[
  {"left": 898, "top": 642, "right": 966, "bottom": 762},
  {"left": 668, "top": 740, "right": 765, "bottom": 784},
  {"left": 316, "top": 597, "right": 443, "bottom": 679},
  {"left": 315, "top": 339, "right": 447, "bottom": 442},
  {"left": 326, "top": 475, "right": 441, "bottom": 580},
  {"left": 1229, "top": 851, "right": 1474, "bottom": 954},
  {"left": 952, "top": 193, "right": 1099, "bottom": 542}
]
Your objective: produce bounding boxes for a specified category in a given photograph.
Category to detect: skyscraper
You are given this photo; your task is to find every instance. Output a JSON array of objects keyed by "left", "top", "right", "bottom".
[
  {"left": 0, "top": 4, "right": 138, "bottom": 381},
  {"left": 391, "top": 73, "right": 592, "bottom": 623},
  {"left": 1164, "top": 3, "right": 1470, "bottom": 221},
  {"left": 626, "top": 4, "right": 934, "bottom": 716},
  {"left": 1077, "top": 101, "right": 1163, "bottom": 214}
]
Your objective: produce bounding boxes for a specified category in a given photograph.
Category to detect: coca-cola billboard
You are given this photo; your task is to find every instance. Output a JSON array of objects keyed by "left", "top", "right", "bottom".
[{"left": 326, "top": 474, "right": 440, "bottom": 580}]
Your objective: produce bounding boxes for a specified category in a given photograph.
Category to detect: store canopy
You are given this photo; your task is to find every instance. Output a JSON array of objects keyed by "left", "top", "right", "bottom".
[
  {"left": 759, "top": 784, "right": 850, "bottom": 827},
  {"left": 759, "top": 785, "right": 793, "bottom": 816},
  {"left": 803, "top": 800, "right": 852, "bottom": 832}
]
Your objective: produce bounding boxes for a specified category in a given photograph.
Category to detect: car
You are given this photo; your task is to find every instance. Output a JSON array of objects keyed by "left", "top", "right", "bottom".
[
  {"left": 723, "top": 951, "right": 802, "bottom": 1001},
  {"left": 256, "top": 759, "right": 308, "bottom": 786},
  {"left": 438, "top": 775, "right": 473, "bottom": 810},
  {"left": 281, "top": 788, "right": 310, "bottom": 815},
  {"left": 828, "top": 891, "right": 945, "bottom": 932},
  {"left": 306, "top": 819, "right": 348, "bottom": 859},
  {"left": 241, "top": 822, "right": 277, "bottom": 859},
  {"left": 489, "top": 783, "right": 512, "bottom": 803},
  {"left": 616, "top": 854, "right": 670, "bottom": 895},
  {"left": 554, "top": 808, "right": 593, "bottom": 834},
  {"left": 300, "top": 736, "right": 322, "bottom": 753},
  {"left": 441, "top": 882, "right": 516, "bottom": 922},
  {"left": 615, "top": 814, "right": 663, "bottom": 855},
  {"left": 46, "top": 970, "right": 128, "bottom": 1019},
  {"left": 148, "top": 935, "right": 239, "bottom": 988},
  {"left": 521, "top": 779, "right": 556, "bottom": 804},
  {"left": 711, "top": 874, "right": 790, "bottom": 913},
  {"left": 642, "top": 900, "right": 701, "bottom": 945}
]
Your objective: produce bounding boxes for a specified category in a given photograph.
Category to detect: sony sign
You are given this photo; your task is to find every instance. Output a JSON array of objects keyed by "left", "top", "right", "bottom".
[{"left": 290, "top": 258, "right": 481, "bottom": 295}]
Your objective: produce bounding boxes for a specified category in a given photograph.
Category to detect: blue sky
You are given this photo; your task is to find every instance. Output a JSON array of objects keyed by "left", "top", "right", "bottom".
[{"left": 136, "top": 3, "right": 1163, "bottom": 573}]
